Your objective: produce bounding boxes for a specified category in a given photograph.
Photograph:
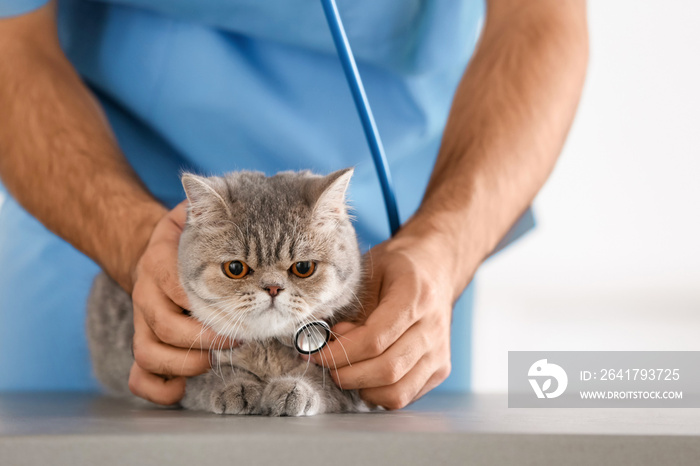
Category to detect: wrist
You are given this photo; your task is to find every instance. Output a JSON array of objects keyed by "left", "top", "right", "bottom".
[
  {"left": 114, "top": 201, "right": 168, "bottom": 293},
  {"left": 393, "top": 210, "right": 484, "bottom": 302}
]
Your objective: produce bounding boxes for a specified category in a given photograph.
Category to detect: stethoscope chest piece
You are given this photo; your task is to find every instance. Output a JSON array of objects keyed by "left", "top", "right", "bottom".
[{"left": 294, "top": 321, "right": 331, "bottom": 355}]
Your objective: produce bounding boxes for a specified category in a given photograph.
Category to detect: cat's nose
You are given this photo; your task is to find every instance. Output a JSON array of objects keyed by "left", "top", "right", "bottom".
[{"left": 265, "top": 286, "right": 283, "bottom": 297}]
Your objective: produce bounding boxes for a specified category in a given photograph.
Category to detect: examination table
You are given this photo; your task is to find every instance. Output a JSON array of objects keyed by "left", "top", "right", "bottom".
[{"left": 1, "top": 392, "right": 699, "bottom": 465}]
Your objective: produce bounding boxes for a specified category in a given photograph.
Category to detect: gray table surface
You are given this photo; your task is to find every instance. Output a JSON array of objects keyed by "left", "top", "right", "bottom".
[{"left": 1, "top": 392, "right": 699, "bottom": 465}]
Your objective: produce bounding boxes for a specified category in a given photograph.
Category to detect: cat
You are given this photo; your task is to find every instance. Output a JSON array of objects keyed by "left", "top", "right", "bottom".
[{"left": 87, "top": 168, "right": 369, "bottom": 416}]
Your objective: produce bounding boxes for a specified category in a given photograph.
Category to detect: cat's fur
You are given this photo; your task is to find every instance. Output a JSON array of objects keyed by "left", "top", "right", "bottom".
[{"left": 87, "top": 168, "right": 368, "bottom": 416}]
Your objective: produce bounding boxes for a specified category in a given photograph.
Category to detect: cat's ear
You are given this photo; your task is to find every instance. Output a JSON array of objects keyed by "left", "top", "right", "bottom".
[
  {"left": 312, "top": 168, "right": 354, "bottom": 222},
  {"left": 181, "top": 173, "right": 231, "bottom": 222}
]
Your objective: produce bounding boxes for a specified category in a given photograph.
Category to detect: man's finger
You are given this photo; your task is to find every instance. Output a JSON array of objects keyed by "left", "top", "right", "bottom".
[
  {"left": 330, "top": 321, "right": 357, "bottom": 336},
  {"left": 132, "top": 335, "right": 212, "bottom": 377},
  {"left": 157, "top": 266, "right": 192, "bottom": 312},
  {"left": 412, "top": 365, "right": 451, "bottom": 403},
  {"left": 135, "top": 282, "right": 233, "bottom": 350},
  {"left": 310, "top": 285, "right": 418, "bottom": 368},
  {"left": 328, "top": 322, "right": 427, "bottom": 390},
  {"left": 170, "top": 200, "right": 188, "bottom": 227},
  {"left": 360, "top": 353, "right": 434, "bottom": 410},
  {"left": 128, "top": 362, "right": 186, "bottom": 406},
  {"left": 147, "top": 200, "right": 190, "bottom": 311},
  {"left": 133, "top": 309, "right": 213, "bottom": 377}
]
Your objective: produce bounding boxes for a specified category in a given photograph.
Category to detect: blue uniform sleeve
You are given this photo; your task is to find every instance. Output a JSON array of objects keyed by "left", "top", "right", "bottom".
[{"left": 0, "top": 0, "right": 49, "bottom": 18}]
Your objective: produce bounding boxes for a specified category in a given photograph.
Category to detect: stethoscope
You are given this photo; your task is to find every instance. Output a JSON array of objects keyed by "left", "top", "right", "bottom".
[{"left": 292, "top": 0, "right": 399, "bottom": 355}]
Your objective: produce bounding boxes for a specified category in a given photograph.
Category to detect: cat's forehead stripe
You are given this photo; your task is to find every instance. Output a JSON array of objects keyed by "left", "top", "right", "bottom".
[
  {"left": 249, "top": 225, "right": 285, "bottom": 267},
  {"left": 288, "top": 235, "right": 296, "bottom": 261},
  {"left": 254, "top": 230, "right": 264, "bottom": 266},
  {"left": 242, "top": 231, "right": 250, "bottom": 259},
  {"left": 273, "top": 233, "right": 284, "bottom": 263}
]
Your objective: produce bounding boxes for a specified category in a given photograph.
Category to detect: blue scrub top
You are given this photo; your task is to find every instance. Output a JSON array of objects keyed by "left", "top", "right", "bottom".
[{"left": 0, "top": 0, "right": 530, "bottom": 393}]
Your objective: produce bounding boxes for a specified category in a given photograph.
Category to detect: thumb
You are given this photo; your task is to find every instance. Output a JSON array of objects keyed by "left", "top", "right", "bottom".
[{"left": 331, "top": 321, "right": 358, "bottom": 337}]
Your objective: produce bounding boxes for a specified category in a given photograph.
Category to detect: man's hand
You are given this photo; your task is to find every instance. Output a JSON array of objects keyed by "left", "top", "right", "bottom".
[
  {"left": 309, "top": 229, "right": 458, "bottom": 409},
  {"left": 128, "top": 201, "right": 234, "bottom": 405},
  {"left": 308, "top": 0, "right": 588, "bottom": 409}
]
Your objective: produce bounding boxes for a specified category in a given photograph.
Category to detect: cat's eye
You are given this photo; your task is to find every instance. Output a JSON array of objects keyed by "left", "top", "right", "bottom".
[
  {"left": 223, "top": 260, "right": 250, "bottom": 279},
  {"left": 291, "top": 261, "right": 316, "bottom": 278}
]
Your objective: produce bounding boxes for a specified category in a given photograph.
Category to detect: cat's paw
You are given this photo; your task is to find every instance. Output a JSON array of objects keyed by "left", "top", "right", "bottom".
[
  {"left": 209, "top": 379, "right": 263, "bottom": 415},
  {"left": 260, "top": 378, "right": 322, "bottom": 417}
]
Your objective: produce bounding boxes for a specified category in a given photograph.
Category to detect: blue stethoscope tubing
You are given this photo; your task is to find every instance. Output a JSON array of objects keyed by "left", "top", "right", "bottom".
[
  {"left": 291, "top": 1, "right": 400, "bottom": 355},
  {"left": 320, "top": 0, "right": 401, "bottom": 236}
]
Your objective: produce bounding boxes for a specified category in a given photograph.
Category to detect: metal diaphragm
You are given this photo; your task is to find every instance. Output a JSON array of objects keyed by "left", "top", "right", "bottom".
[{"left": 294, "top": 321, "right": 331, "bottom": 355}]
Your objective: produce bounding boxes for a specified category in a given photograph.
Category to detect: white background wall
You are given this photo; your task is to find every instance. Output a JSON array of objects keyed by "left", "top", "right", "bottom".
[{"left": 472, "top": 0, "right": 700, "bottom": 392}]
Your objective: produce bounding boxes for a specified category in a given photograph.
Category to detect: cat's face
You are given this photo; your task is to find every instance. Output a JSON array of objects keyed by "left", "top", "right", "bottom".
[{"left": 178, "top": 169, "right": 361, "bottom": 342}]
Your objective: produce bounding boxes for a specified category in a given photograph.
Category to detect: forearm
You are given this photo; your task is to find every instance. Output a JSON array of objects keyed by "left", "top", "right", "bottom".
[
  {"left": 400, "top": 0, "right": 589, "bottom": 299},
  {"left": 0, "top": 4, "right": 166, "bottom": 292}
]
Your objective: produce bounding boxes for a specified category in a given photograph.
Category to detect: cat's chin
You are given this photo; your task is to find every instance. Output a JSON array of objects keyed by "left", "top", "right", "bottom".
[
  {"left": 209, "top": 313, "right": 299, "bottom": 342},
  {"left": 189, "top": 296, "right": 304, "bottom": 341}
]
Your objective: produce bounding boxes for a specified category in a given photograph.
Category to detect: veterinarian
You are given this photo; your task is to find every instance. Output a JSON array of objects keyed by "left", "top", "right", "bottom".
[{"left": 0, "top": 0, "right": 588, "bottom": 408}]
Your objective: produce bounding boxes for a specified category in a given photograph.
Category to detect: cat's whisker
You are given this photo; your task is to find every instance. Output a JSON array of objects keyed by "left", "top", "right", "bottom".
[
  {"left": 226, "top": 307, "right": 253, "bottom": 349},
  {"left": 304, "top": 313, "right": 336, "bottom": 388},
  {"left": 189, "top": 301, "right": 236, "bottom": 348},
  {"left": 293, "top": 316, "right": 315, "bottom": 382},
  {"left": 306, "top": 313, "right": 345, "bottom": 390},
  {"left": 305, "top": 310, "right": 352, "bottom": 368},
  {"left": 295, "top": 315, "right": 324, "bottom": 377},
  {"left": 348, "top": 289, "right": 365, "bottom": 316},
  {"left": 191, "top": 298, "right": 249, "bottom": 378},
  {"left": 179, "top": 302, "right": 236, "bottom": 377},
  {"left": 325, "top": 329, "right": 352, "bottom": 370},
  {"left": 213, "top": 303, "right": 253, "bottom": 363},
  {"left": 196, "top": 305, "right": 229, "bottom": 331},
  {"left": 215, "top": 305, "right": 256, "bottom": 375},
  {"left": 212, "top": 312, "right": 244, "bottom": 379},
  {"left": 213, "top": 313, "right": 242, "bottom": 378},
  {"left": 199, "top": 323, "right": 233, "bottom": 378}
]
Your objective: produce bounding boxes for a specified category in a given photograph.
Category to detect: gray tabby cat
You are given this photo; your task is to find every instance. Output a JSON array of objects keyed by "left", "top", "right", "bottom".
[{"left": 87, "top": 168, "right": 368, "bottom": 416}]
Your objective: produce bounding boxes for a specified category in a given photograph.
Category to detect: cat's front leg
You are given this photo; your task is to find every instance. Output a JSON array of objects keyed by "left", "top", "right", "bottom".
[
  {"left": 182, "top": 370, "right": 264, "bottom": 415},
  {"left": 260, "top": 376, "right": 323, "bottom": 416}
]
